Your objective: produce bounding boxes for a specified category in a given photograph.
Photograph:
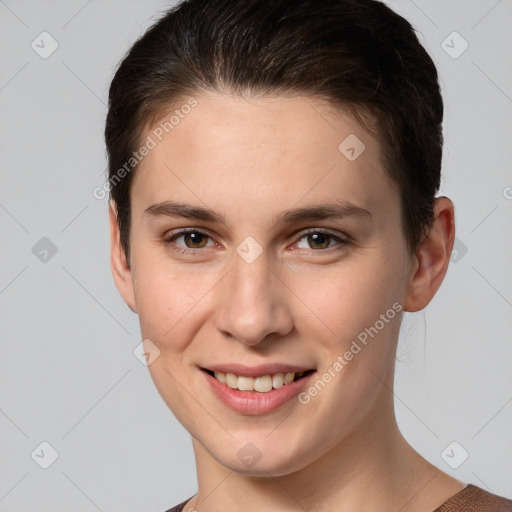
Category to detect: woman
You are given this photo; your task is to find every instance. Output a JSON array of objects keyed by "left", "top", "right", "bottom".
[{"left": 105, "top": 0, "right": 512, "bottom": 510}]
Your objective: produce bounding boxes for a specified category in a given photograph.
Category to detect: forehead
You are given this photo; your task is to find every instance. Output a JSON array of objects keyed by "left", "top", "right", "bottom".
[{"left": 131, "top": 92, "right": 399, "bottom": 226}]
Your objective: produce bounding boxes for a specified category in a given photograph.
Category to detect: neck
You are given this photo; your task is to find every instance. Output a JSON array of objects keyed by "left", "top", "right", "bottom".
[{"left": 187, "top": 386, "right": 459, "bottom": 512}]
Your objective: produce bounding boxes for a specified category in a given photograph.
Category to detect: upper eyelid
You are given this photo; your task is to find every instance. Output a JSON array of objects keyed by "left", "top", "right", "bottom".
[
  {"left": 166, "top": 227, "right": 215, "bottom": 241},
  {"left": 293, "top": 227, "right": 348, "bottom": 240}
]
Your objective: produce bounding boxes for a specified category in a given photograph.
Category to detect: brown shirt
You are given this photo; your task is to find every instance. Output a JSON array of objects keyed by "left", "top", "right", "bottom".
[{"left": 164, "top": 485, "right": 512, "bottom": 511}]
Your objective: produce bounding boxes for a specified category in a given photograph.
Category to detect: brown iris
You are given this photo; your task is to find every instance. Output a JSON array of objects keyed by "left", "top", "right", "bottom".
[
  {"left": 307, "top": 232, "right": 331, "bottom": 249},
  {"left": 183, "top": 231, "right": 209, "bottom": 248}
]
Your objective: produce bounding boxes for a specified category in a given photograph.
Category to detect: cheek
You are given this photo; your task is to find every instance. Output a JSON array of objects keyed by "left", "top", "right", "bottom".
[
  {"left": 131, "top": 253, "right": 212, "bottom": 349},
  {"left": 289, "top": 255, "right": 404, "bottom": 344},
  {"left": 292, "top": 260, "right": 403, "bottom": 436}
]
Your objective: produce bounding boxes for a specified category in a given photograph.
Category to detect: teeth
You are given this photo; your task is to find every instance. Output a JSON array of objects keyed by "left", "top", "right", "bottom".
[
  {"left": 272, "top": 373, "right": 284, "bottom": 388},
  {"left": 225, "top": 373, "right": 238, "bottom": 389},
  {"left": 237, "top": 376, "right": 254, "bottom": 391},
  {"left": 254, "top": 375, "right": 273, "bottom": 392},
  {"left": 284, "top": 372, "right": 295, "bottom": 385},
  {"left": 214, "top": 371, "right": 226, "bottom": 384},
  {"left": 211, "top": 370, "right": 309, "bottom": 393}
]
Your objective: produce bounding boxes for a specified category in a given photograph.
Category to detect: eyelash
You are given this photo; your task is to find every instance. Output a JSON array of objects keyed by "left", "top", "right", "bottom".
[{"left": 163, "top": 227, "right": 348, "bottom": 256}]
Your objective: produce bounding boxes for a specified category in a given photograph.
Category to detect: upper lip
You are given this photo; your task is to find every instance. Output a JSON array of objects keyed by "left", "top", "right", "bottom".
[{"left": 202, "top": 363, "right": 315, "bottom": 377}]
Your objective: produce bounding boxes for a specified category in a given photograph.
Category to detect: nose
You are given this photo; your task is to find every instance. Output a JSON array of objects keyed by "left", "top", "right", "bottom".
[{"left": 214, "top": 248, "right": 294, "bottom": 346}]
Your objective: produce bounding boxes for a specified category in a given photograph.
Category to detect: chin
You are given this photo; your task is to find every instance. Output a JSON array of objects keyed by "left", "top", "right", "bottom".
[{"left": 204, "top": 434, "right": 319, "bottom": 477}]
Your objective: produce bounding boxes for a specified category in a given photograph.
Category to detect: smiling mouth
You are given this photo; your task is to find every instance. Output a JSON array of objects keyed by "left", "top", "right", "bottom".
[{"left": 201, "top": 368, "right": 315, "bottom": 393}]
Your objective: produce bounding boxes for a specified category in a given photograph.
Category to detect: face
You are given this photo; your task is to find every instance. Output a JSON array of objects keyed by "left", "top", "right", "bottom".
[{"left": 111, "top": 92, "right": 420, "bottom": 475}]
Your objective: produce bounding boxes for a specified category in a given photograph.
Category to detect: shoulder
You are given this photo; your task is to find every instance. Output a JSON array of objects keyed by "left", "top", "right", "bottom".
[
  {"left": 434, "top": 484, "right": 512, "bottom": 512},
  {"left": 161, "top": 496, "right": 194, "bottom": 512},
  {"left": 162, "top": 487, "right": 512, "bottom": 512}
]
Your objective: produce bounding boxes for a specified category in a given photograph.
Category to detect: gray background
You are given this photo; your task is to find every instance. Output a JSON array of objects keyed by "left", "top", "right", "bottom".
[{"left": 0, "top": 0, "right": 511, "bottom": 510}]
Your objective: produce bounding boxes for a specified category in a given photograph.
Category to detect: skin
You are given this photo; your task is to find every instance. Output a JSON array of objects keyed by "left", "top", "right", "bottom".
[{"left": 110, "top": 92, "right": 463, "bottom": 511}]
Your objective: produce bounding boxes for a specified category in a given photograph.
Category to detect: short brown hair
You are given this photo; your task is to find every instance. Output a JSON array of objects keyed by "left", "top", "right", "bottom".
[{"left": 105, "top": 0, "right": 444, "bottom": 264}]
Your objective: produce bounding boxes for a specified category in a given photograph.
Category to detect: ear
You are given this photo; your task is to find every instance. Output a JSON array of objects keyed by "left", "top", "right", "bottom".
[
  {"left": 403, "top": 197, "right": 455, "bottom": 312},
  {"left": 109, "top": 200, "right": 137, "bottom": 313}
]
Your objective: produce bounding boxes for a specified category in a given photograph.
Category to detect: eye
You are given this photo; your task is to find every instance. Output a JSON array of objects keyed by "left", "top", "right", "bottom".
[
  {"left": 295, "top": 230, "right": 347, "bottom": 250},
  {"left": 163, "top": 227, "right": 348, "bottom": 256},
  {"left": 164, "top": 228, "right": 215, "bottom": 254}
]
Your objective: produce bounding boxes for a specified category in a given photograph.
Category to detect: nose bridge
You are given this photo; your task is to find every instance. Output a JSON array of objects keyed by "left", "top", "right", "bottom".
[{"left": 215, "top": 248, "right": 293, "bottom": 345}]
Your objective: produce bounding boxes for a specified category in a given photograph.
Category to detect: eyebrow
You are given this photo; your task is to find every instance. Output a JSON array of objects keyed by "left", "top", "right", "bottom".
[{"left": 143, "top": 200, "right": 373, "bottom": 225}]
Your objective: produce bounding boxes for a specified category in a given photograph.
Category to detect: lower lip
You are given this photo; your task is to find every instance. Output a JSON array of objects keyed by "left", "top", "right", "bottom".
[{"left": 201, "top": 369, "right": 315, "bottom": 415}]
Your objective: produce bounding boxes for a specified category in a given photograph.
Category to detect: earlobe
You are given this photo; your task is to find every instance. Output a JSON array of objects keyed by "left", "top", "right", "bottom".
[
  {"left": 403, "top": 197, "right": 455, "bottom": 312},
  {"left": 109, "top": 201, "right": 137, "bottom": 313}
]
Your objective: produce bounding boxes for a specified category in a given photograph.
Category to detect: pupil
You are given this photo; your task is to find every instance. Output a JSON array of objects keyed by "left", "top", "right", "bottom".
[
  {"left": 185, "top": 232, "right": 206, "bottom": 248},
  {"left": 309, "top": 233, "right": 329, "bottom": 249}
]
